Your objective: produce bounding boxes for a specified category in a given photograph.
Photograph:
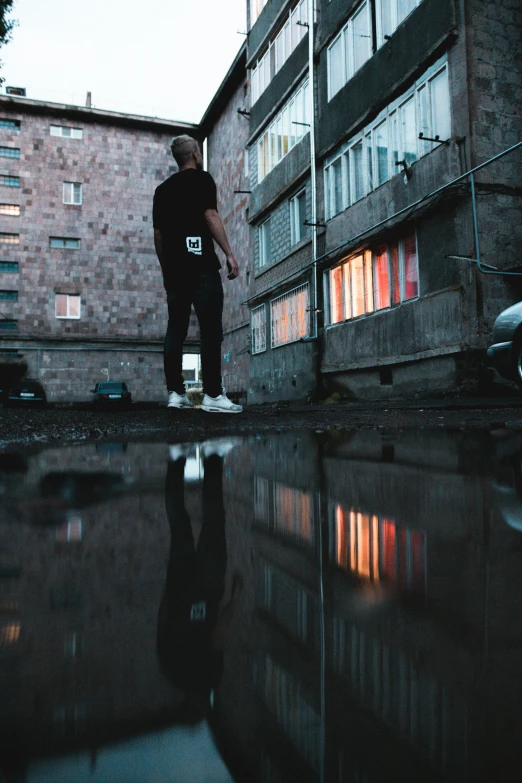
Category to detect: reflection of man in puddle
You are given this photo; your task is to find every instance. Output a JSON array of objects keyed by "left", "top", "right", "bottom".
[{"left": 157, "top": 443, "right": 242, "bottom": 723}]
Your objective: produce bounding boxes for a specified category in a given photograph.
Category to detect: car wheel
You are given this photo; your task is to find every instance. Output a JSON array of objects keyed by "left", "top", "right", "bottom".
[{"left": 513, "top": 340, "right": 522, "bottom": 390}]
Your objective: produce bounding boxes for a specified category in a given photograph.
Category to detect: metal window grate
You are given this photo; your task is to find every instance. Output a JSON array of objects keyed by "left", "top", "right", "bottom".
[
  {"left": 0, "top": 232, "right": 19, "bottom": 244},
  {"left": 0, "top": 147, "right": 20, "bottom": 159},
  {"left": 0, "top": 203, "right": 20, "bottom": 215},
  {"left": 0, "top": 175, "right": 20, "bottom": 187},
  {"left": 271, "top": 283, "right": 310, "bottom": 347},
  {"left": 251, "top": 304, "right": 267, "bottom": 354}
]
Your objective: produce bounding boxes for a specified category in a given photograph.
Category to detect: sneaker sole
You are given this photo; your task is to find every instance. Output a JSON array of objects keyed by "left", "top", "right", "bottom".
[
  {"left": 200, "top": 404, "right": 242, "bottom": 414},
  {"left": 168, "top": 403, "right": 194, "bottom": 409}
]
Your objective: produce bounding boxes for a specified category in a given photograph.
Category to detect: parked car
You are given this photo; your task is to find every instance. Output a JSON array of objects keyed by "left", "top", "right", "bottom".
[
  {"left": 487, "top": 302, "right": 522, "bottom": 389},
  {"left": 7, "top": 378, "right": 47, "bottom": 406},
  {"left": 91, "top": 381, "right": 132, "bottom": 408}
]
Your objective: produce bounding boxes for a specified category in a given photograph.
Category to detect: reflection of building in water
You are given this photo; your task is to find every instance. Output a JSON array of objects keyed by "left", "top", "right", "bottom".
[
  {"left": 254, "top": 475, "right": 316, "bottom": 547},
  {"left": 332, "top": 505, "right": 425, "bottom": 592},
  {"left": 221, "top": 430, "right": 522, "bottom": 781}
]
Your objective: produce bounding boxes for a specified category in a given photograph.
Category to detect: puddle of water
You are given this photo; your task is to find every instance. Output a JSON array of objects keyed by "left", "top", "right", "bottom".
[{"left": 1, "top": 430, "right": 522, "bottom": 782}]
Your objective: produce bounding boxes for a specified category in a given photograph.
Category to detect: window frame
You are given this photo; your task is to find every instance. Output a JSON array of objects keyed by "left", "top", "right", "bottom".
[
  {"left": 326, "top": 232, "right": 419, "bottom": 327},
  {"left": 270, "top": 282, "right": 310, "bottom": 348},
  {"left": 258, "top": 217, "right": 272, "bottom": 269},
  {"left": 0, "top": 203, "right": 20, "bottom": 216},
  {"left": 62, "top": 182, "right": 83, "bottom": 206},
  {"left": 50, "top": 125, "right": 83, "bottom": 139},
  {"left": 257, "top": 79, "right": 309, "bottom": 182},
  {"left": 324, "top": 56, "right": 450, "bottom": 220},
  {"left": 0, "top": 147, "right": 20, "bottom": 159},
  {"left": 49, "top": 237, "right": 81, "bottom": 249},
  {"left": 289, "top": 188, "right": 307, "bottom": 246},
  {"left": 375, "top": 0, "right": 424, "bottom": 48},
  {"left": 0, "top": 119, "right": 21, "bottom": 131},
  {"left": 0, "top": 232, "right": 19, "bottom": 244},
  {"left": 55, "top": 293, "right": 81, "bottom": 320},
  {"left": 0, "top": 175, "right": 20, "bottom": 187},
  {"left": 251, "top": 303, "right": 267, "bottom": 354},
  {"left": 327, "top": 0, "right": 372, "bottom": 101}
]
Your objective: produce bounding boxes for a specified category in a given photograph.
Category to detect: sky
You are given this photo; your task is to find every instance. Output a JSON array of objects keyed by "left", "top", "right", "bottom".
[{"left": 0, "top": 0, "right": 247, "bottom": 124}]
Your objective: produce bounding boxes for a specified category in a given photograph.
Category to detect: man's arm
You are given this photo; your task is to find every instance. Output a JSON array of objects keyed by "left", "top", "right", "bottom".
[
  {"left": 154, "top": 228, "right": 167, "bottom": 285},
  {"left": 203, "top": 209, "right": 239, "bottom": 280}
]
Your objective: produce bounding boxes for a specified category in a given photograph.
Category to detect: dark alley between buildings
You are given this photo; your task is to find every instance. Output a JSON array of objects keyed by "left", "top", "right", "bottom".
[{"left": 1, "top": 428, "right": 522, "bottom": 782}]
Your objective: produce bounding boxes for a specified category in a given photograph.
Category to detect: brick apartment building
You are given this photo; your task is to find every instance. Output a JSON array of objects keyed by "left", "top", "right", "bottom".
[
  {"left": 204, "top": 0, "right": 522, "bottom": 403},
  {"left": 0, "top": 94, "right": 203, "bottom": 402}
]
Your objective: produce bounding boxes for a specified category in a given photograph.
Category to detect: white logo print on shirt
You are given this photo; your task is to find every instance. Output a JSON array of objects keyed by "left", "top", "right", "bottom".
[{"left": 186, "top": 236, "right": 202, "bottom": 256}]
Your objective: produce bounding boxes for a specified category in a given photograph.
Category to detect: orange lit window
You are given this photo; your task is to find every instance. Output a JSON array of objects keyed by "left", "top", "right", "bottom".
[
  {"left": 274, "top": 483, "right": 313, "bottom": 543},
  {"left": 390, "top": 243, "right": 400, "bottom": 305},
  {"left": 374, "top": 245, "right": 390, "bottom": 310},
  {"left": 330, "top": 266, "right": 344, "bottom": 324},
  {"left": 0, "top": 622, "right": 21, "bottom": 646}
]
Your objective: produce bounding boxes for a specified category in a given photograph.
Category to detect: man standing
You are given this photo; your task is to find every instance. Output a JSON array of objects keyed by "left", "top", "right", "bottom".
[{"left": 153, "top": 135, "right": 243, "bottom": 413}]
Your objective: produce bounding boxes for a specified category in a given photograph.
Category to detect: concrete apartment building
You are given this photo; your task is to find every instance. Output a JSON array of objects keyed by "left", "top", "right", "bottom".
[
  {"left": 205, "top": 0, "right": 522, "bottom": 404},
  {"left": 0, "top": 94, "right": 202, "bottom": 402}
]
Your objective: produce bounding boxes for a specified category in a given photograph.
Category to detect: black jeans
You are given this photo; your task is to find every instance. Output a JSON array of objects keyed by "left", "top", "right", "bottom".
[{"left": 164, "top": 271, "right": 223, "bottom": 398}]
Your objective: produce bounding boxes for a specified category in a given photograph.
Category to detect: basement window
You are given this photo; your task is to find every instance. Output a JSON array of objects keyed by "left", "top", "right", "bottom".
[{"left": 50, "top": 237, "right": 80, "bottom": 249}]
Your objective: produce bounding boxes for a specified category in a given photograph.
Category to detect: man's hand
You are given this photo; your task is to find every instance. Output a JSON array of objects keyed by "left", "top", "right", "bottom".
[{"left": 226, "top": 254, "right": 239, "bottom": 280}]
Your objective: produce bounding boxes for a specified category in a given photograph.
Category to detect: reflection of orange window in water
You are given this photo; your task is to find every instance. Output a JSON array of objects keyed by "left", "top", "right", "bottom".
[
  {"left": 275, "top": 484, "right": 313, "bottom": 543},
  {"left": 335, "top": 505, "right": 425, "bottom": 590}
]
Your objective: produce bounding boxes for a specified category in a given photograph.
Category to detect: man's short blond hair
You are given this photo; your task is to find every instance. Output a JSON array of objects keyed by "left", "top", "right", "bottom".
[{"left": 170, "top": 135, "right": 199, "bottom": 166}]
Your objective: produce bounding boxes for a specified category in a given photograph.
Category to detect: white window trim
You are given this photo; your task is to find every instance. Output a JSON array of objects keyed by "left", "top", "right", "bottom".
[
  {"left": 325, "top": 232, "right": 419, "bottom": 327},
  {"left": 50, "top": 125, "right": 83, "bottom": 139},
  {"left": 55, "top": 293, "right": 81, "bottom": 320},
  {"left": 257, "top": 79, "right": 309, "bottom": 182},
  {"left": 63, "top": 182, "right": 82, "bottom": 206},
  {"left": 258, "top": 217, "right": 271, "bottom": 269},
  {"left": 289, "top": 188, "right": 307, "bottom": 246},
  {"left": 251, "top": 0, "right": 308, "bottom": 105},
  {"left": 327, "top": 0, "right": 372, "bottom": 101},
  {"left": 251, "top": 303, "right": 267, "bottom": 354},
  {"left": 375, "top": 0, "right": 424, "bottom": 49},
  {"left": 324, "top": 55, "right": 449, "bottom": 220},
  {"left": 270, "top": 283, "right": 310, "bottom": 348}
]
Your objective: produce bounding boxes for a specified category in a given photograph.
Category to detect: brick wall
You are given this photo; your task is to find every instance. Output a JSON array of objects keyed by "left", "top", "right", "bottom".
[
  {"left": 206, "top": 70, "right": 253, "bottom": 399},
  {"left": 0, "top": 102, "right": 201, "bottom": 400}
]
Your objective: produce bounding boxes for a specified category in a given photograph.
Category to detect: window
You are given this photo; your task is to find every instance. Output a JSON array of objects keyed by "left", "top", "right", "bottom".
[
  {"left": 56, "top": 515, "right": 82, "bottom": 542},
  {"left": 0, "top": 203, "right": 19, "bottom": 215},
  {"left": 0, "top": 175, "right": 20, "bottom": 187},
  {"left": 250, "top": 0, "right": 268, "bottom": 27},
  {"left": 0, "top": 290, "right": 17, "bottom": 301},
  {"left": 0, "top": 261, "right": 18, "bottom": 272},
  {"left": 251, "top": 1, "right": 307, "bottom": 102},
  {"left": 251, "top": 304, "right": 267, "bottom": 354},
  {"left": 258, "top": 217, "right": 271, "bottom": 269},
  {"left": 375, "top": 0, "right": 424, "bottom": 47},
  {"left": 63, "top": 182, "right": 82, "bottom": 205},
  {"left": 0, "top": 232, "right": 19, "bottom": 244},
  {"left": 324, "top": 57, "right": 450, "bottom": 217},
  {"left": 0, "top": 622, "right": 21, "bottom": 647},
  {"left": 327, "top": 1, "right": 372, "bottom": 100},
  {"left": 332, "top": 504, "right": 426, "bottom": 589},
  {"left": 290, "top": 189, "right": 308, "bottom": 245},
  {"left": 0, "top": 147, "right": 20, "bottom": 159},
  {"left": 0, "top": 320, "right": 17, "bottom": 330},
  {"left": 257, "top": 80, "right": 309, "bottom": 182},
  {"left": 327, "top": 233, "right": 418, "bottom": 325},
  {"left": 0, "top": 119, "right": 21, "bottom": 131},
  {"left": 271, "top": 283, "right": 310, "bottom": 347},
  {"left": 55, "top": 293, "right": 81, "bottom": 319},
  {"left": 50, "top": 125, "right": 83, "bottom": 139},
  {"left": 50, "top": 237, "right": 80, "bottom": 249},
  {"left": 274, "top": 483, "right": 314, "bottom": 544}
]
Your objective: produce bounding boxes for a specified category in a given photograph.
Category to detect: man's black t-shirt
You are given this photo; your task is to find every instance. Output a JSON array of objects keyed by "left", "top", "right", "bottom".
[{"left": 153, "top": 169, "right": 221, "bottom": 285}]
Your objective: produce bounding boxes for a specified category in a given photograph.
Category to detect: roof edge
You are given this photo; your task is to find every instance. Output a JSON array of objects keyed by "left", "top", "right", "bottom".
[{"left": 200, "top": 42, "right": 247, "bottom": 135}]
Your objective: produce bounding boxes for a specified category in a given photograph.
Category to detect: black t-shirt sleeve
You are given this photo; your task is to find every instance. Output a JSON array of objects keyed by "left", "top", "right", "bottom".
[
  {"left": 199, "top": 172, "right": 218, "bottom": 212},
  {"left": 152, "top": 187, "right": 163, "bottom": 229}
]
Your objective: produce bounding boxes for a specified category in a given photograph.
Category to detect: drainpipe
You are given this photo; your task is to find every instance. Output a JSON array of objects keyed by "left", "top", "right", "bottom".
[{"left": 308, "top": 0, "right": 318, "bottom": 339}]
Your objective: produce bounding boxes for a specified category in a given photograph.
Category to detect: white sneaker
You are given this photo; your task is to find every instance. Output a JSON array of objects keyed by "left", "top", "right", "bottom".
[
  {"left": 168, "top": 391, "right": 194, "bottom": 409},
  {"left": 168, "top": 443, "right": 196, "bottom": 461},
  {"left": 200, "top": 391, "right": 243, "bottom": 414}
]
